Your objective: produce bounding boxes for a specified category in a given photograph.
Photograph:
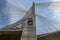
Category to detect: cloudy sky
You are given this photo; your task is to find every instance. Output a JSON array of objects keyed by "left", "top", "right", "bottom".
[{"left": 0, "top": 0, "right": 60, "bottom": 35}]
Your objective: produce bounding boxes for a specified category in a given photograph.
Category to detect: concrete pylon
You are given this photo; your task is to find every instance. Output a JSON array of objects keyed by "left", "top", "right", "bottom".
[{"left": 21, "top": 2, "right": 37, "bottom": 40}]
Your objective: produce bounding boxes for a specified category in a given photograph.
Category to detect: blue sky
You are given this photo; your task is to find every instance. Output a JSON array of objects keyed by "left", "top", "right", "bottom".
[{"left": 0, "top": 0, "right": 60, "bottom": 35}]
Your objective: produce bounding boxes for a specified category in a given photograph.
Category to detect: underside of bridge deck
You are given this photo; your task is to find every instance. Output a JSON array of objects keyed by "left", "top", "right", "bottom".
[
  {"left": 0, "top": 31, "right": 22, "bottom": 40},
  {"left": 0, "top": 31, "right": 60, "bottom": 40},
  {"left": 37, "top": 31, "right": 60, "bottom": 40}
]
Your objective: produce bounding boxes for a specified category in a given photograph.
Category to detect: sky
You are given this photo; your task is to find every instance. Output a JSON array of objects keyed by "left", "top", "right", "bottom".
[{"left": 0, "top": 0, "right": 60, "bottom": 35}]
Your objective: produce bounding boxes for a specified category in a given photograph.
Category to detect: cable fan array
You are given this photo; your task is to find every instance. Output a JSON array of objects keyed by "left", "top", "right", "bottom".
[{"left": 2, "top": 2, "right": 60, "bottom": 34}]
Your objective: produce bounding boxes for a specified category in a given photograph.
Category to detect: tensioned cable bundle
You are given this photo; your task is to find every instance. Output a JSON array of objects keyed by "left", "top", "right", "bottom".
[
  {"left": 36, "top": 14, "right": 59, "bottom": 32},
  {"left": 35, "top": 1, "right": 60, "bottom": 6}
]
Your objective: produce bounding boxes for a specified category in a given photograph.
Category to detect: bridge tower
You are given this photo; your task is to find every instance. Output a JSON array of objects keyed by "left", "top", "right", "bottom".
[{"left": 21, "top": 2, "right": 37, "bottom": 40}]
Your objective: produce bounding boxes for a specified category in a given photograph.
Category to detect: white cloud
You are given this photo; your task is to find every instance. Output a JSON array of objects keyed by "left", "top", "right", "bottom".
[
  {"left": 6, "top": 0, "right": 27, "bottom": 24},
  {"left": 51, "top": 0, "right": 60, "bottom": 1},
  {"left": 49, "top": 2, "right": 60, "bottom": 21},
  {"left": 7, "top": 0, "right": 26, "bottom": 10}
]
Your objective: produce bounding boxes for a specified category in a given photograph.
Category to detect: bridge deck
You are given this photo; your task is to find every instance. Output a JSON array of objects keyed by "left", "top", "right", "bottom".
[{"left": 37, "top": 31, "right": 60, "bottom": 40}]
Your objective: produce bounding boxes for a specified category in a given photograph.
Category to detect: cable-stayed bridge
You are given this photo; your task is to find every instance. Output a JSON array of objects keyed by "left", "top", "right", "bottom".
[{"left": 0, "top": 2, "right": 60, "bottom": 40}]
